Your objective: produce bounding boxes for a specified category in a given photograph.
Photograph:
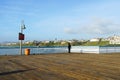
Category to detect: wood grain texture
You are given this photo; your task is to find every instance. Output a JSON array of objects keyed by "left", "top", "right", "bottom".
[{"left": 0, "top": 53, "right": 120, "bottom": 80}]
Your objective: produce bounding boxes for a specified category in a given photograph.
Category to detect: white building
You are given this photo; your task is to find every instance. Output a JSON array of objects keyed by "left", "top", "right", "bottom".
[
  {"left": 61, "top": 41, "right": 67, "bottom": 45},
  {"left": 90, "top": 38, "right": 99, "bottom": 42},
  {"left": 44, "top": 41, "right": 50, "bottom": 43},
  {"left": 109, "top": 35, "right": 120, "bottom": 44}
]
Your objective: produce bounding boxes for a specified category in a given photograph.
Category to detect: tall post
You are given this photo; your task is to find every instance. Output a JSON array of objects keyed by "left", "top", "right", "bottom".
[
  {"left": 20, "top": 40, "right": 22, "bottom": 55},
  {"left": 20, "top": 27, "right": 23, "bottom": 55},
  {"left": 19, "top": 20, "right": 26, "bottom": 55}
]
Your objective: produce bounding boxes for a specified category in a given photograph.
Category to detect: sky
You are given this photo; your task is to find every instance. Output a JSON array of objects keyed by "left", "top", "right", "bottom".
[{"left": 0, "top": 0, "right": 120, "bottom": 42}]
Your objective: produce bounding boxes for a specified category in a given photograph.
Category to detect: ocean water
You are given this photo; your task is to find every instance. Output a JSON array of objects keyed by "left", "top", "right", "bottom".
[
  {"left": 0, "top": 46, "right": 120, "bottom": 55},
  {"left": 0, "top": 46, "right": 68, "bottom": 55}
]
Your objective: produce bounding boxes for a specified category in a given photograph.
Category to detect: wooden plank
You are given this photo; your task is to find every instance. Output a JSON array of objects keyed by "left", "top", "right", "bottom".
[{"left": 0, "top": 53, "right": 120, "bottom": 80}]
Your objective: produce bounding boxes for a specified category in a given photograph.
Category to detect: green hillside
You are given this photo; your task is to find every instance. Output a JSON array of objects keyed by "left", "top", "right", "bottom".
[{"left": 82, "top": 41, "right": 109, "bottom": 46}]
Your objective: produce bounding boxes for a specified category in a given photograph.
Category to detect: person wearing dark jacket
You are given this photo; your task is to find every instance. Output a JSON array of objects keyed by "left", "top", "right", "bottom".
[{"left": 68, "top": 42, "right": 71, "bottom": 53}]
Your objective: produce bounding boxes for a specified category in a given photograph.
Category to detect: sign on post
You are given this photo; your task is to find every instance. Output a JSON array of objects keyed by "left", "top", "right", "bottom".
[{"left": 19, "top": 33, "right": 24, "bottom": 40}]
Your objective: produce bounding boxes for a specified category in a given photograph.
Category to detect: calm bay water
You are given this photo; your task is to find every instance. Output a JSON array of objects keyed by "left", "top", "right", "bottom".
[
  {"left": 0, "top": 46, "right": 68, "bottom": 55},
  {"left": 0, "top": 46, "right": 120, "bottom": 55}
]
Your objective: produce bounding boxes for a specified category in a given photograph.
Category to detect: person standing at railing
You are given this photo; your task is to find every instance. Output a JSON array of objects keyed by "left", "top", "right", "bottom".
[{"left": 68, "top": 42, "right": 71, "bottom": 53}]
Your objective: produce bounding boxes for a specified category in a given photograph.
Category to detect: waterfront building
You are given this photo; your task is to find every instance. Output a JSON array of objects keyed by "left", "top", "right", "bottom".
[{"left": 109, "top": 35, "right": 120, "bottom": 44}]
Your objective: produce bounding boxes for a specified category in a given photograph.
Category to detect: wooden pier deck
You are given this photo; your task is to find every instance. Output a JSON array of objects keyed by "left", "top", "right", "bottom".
[{"left": 0, "top": 53, "right": 120, "bottom": 80}]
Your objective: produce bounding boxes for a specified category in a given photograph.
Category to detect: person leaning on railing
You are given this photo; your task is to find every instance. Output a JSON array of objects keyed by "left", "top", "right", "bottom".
[{"left": 68, "top": 42, "right": 71, "bottom": 53}]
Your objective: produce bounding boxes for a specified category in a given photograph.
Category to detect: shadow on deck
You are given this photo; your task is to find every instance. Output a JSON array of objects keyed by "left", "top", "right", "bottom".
[{"left": 0, "top": 69, "right": 34, "bottom": 76}]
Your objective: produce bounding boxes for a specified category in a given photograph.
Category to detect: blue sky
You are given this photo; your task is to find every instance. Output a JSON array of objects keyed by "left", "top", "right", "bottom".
[{"left": 0, "top": 0, "right": 120, "bottom": 42}]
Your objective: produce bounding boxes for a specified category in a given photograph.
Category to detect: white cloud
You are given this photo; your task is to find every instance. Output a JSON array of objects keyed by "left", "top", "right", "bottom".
[
  {"left": 64, "top": 17, "right": 120, "bottom": 35},
  {"left": 85, "top": 18, "right": 120, "bottom": 34}
]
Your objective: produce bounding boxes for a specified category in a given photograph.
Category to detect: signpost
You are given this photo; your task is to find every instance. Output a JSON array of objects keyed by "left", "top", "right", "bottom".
[{"left": 19, "top": 21, "right": 26, "bottom": 55}]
